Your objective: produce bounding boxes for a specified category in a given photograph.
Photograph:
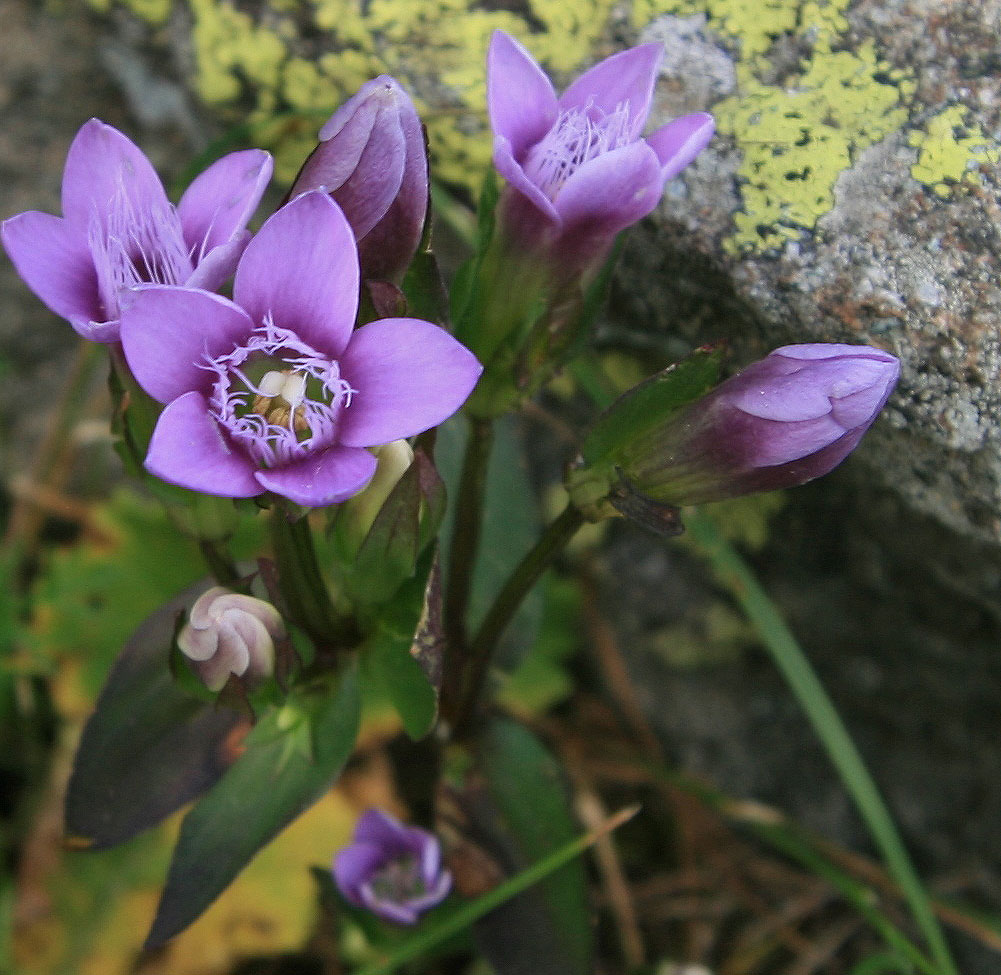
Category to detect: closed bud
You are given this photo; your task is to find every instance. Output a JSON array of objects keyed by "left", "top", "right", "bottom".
[
  {"left": 290, "top": 76, "right": 429, "bottom": 284},
  {"left": 568, "top": 344, "right": 899, "bottom": 517},
  {"left": 177, "top": 587, "right": 285, "bottom": 691}
]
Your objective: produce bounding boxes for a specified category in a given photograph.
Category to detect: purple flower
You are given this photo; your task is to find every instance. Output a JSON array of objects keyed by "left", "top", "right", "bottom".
[
  {"left": 1, "top": 119, "right": 272, "bottom": 343},
  {"left": 289, "top": 76, "right": 428, "bottom": 284},
  {"left": 569, "top": 344, "right": 900, "bottom": 513},
  {"left": 333, "top": 810, "right": 452, "bottom": 925},
  {"left": 120, "top": 191, "right": 481, "bottom": 507},
  {"left": 177, "top": 586, "right": 284, "bottom": 691},
  {"left": 487, "top": 30, "right": 714, "bottom": 265}
]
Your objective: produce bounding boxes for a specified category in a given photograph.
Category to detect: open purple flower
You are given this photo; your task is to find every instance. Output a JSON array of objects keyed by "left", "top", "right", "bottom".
[
  {"left": 120, "top": 191, "right": 481, "bottom": 507},
  {"left": 487, "top": 30, "right": 714, "bottom": 262},
  {"left": 569, "top": 344, "right": 900, "bottom": 514},
  {"left": 333, "top": 810, "right": 452, "bottom": 925},
  {"left": 290, "top": 76, "right": 428, "bottom": 284},
  {"left": 1, "top": 119, "right": 273, "bottom": 343},
  {"left": 177, "top": 586, "right": 284, "bottom": 691}
]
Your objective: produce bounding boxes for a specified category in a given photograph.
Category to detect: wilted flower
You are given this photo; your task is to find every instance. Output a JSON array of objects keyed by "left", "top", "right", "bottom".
[
  {"left": 333, "top": 809, "right": 452, "bottom": 925},
  {"left": 290, "top": 76, "right": 428, "bottom": 284},
  {"left": 568, "top": 344, "right": 900, "bottom": 516},
  {"left": 487, "top": 30, "right": 713, "bottom": 273},
  {"left": 177, "top": 586, "right": 285, "bottom": 691},
  {"left": 1, "top": 119, "right": 272, "bottom": 343},
  {"left": 120, "top": 191, "right": 481, "bottom": 507}
]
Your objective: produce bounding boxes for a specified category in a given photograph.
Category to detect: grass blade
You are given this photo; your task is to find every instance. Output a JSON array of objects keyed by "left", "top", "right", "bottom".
[
  {"left": 686, "top": 508, "right": 957, "bottom": 975},
  {"left": 354, "top": 805, "right": 639, "bottom": 975}
]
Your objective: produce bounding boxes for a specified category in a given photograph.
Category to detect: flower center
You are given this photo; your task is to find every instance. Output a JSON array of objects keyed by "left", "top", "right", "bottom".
[
  {"left": 88, "top": 176, "right": 194, "bottom": 319},
  {"left": 202, "top": 316, "right": 355, "bottom": 468},
  {"left": 522, "top": 100, "right": 633, "bottom": 201},
  {"left": 369, "top": 854, "right": 424, "bottom": 902}
]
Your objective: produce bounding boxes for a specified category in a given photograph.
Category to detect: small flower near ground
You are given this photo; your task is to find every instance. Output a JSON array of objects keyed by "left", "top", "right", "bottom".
[
  {"left": 333, "top": 809, "right": 452, "bottom": 925},
  {"left": 1, "top": 119, "right": 272, "bottom": 343},
  {"left": 120, "top": 191, "right": 481, "bottom": 507},
  {"left": 568, "top": 344, "right": 900, "bottom": 515},
  {"left": 487, "top": 30, "right": 714, "bottom": 270},
  {"left": 177, "top": 586, "right": 285, "bottom": 691},
  {"left": 290, "top": 76, "right": 428, "bottom": 284}
]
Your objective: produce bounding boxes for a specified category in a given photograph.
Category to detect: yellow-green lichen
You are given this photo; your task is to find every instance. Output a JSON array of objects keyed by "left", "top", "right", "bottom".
[
  {"left": 83, "top": 0, "right": 623, "bottom": 192},
  {"left": 86, "top": 0, "right": 172, "bottom": 25},
  {"left": 908, "top": 105, "right": 995, "bottom": 198},
  {"left": 635, "top": 0, "right": 914, "bottom": 252}
]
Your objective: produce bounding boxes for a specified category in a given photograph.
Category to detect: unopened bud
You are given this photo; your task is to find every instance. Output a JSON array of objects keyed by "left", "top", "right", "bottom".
[
  {"left": 568, "top": 344, "right": 899, "bottom": 517},
  {"left": 290, "top": 76, "right": 428, "bottom": 284},
  {"left": 177, "top": 587, "right": 285, "bottom": 691}
]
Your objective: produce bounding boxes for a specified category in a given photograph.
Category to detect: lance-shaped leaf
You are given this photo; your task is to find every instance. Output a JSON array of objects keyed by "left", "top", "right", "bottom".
[
  {"left": 144, "top": 662, "right": 361, "bottom": 948},
  {"left": 361, "top": 550, "right": 440, "bottom": 740},
  {"left": 347, "top": 449, "right": 446, "bottom": 606},
  {"left": 65, "top": 582, "right": 246, "bottom": 850}
]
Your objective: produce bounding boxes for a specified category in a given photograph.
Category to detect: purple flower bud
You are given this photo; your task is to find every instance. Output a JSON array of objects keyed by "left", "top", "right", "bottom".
[
  {"left": 177, "top": 587, "right": 285, "bottom": 691},
  {"left": 333, "top": 810, "right": 452, "bottom": 925},
  {"left": 568, "top": 344, "right": 899, "bottom": 514},
  {"left": 2, "top": 119, "right": 272, "bottom": 343},
  {"left": 290, "top": 76, "right": 429, "bottom": 284},
  {"left": 487, "top": 31, "right": 713, "bottom": 275}
]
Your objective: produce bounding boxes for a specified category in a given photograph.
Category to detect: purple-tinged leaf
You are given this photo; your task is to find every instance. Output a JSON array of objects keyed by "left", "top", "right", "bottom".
[
  {"left": 65, "top": 582, "right": 247, "bottom": 851},
  {"left": 144, "top": 662, "right": 360, "bottom": 948}
]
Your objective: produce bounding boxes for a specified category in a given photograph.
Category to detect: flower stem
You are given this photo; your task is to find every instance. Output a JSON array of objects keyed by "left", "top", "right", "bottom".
[
  {"left": 197, "top": 540, "right": 241, "bottom": 588},
  {"left": 455, "top": 502, "right": 585, "bottom": 735},
  {"left": 441, "top": 417, "right": 494, "bottom": 721},
  {"left": 270, "top": 505, "right": 353, "bottom": 651}
]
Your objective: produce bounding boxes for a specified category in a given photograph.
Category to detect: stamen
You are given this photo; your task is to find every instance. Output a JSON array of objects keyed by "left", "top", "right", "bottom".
[
  {"left": 202, "top": 316, "right": 356, "bottom": 469},
  {"left": 522, "top": 100, "right": 633, "bottom": 201},
  {"left": 88, "top": 173, "right": 193, "bottom": 317}
]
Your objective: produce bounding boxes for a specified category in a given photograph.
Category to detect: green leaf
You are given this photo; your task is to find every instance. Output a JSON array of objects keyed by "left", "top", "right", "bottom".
[
  {"left": 450, "top": 168, "right": 499, "bottom": 336},
  {"left": 360, "top": 551, "right": 439, "bottom": 739},
  {"left": 145, "top": 662, "right": 361, "bottom": 948},
  {"left": 477, "top": 718, "right": 593, "bottom": 975},
  {"left": 348, "top": 451, "right": 446, "bottom": 607},
  {"left": 581, "top": 347, "right": 722, "bottom": 466},
  {"left": 402, "top": 248, "right": 451, "bottom": 327},
  {"left": 65, "top": 582, "right": 246, "bottom": 850}
]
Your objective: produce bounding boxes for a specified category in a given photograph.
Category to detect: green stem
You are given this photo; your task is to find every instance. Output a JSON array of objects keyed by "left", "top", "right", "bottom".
[
  {"left": 456, "top": 503, "right": 585, "bottom": 733},
  {"left": 441, "top": 417, "right": 494, "bottom": 722},
  {"left": 270, "top": 506, "right": 351, "bottom": 650},
  {"left": 197, "top": 540, "right": 240, "bottom": 588},
  {"left": 686, "top": 508, "right": 957, "bottom": 975}
]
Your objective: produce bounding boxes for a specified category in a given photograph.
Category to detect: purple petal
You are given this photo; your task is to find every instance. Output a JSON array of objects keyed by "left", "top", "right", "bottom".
[
  {"left": 254, "top": 444, "right": 377, "bottom": 507},
  {"left": 356, "top": 85, "right": 429, "bottom": 282},
  {"left": 145, "top": 391, "right": 261, "bottom": 497},
  {"left": 120, "top": 286, "right": 254, "bottom": 404},
  {"left": 646, "top": 112, "right": 715, "bottom": 180},
  {"left": 331, "top": 99, "right": 407, "bottom": 240},
  {"left": 234, "top": 192, "right": 359, "bottom": 358},
  {"left": 555, "top": 141, "right": 663, "bottom": 235},
  {"left": 354, "top": 809, "right": 412, "bottom": 848},
  {"left": 487, "top": 31, "right": 559, "bottom": 159},
  {"left": 337, "top": 319, "right": 483, "bottom": 448},
  {"left": 184, "top": 229, "right": 250, "bottom": 293},
  {"left": 773, "top": 343, "right": 897, "bottom": 363},
  {"left": 407, "top": 869, "right": 452, "bottom": 911},
  {"left": 1, "top": 211, "right": 102, "bottom": 331},
  {"left": 493, "top": 136, "right": 561, "bottom": 226},
  {"left": 177, "top": 149, "right": 273, "bottom": 258},
  {"left": 333, "top": 840, "right": 386, "bottom": 899},
  {"left": 558, "top": 44, "right": 663, "bottom": 137},
  {"left": 60, "top": 119, "right": 168, "bottom": 233},
  {"left": 358, "top": 886, "right": 419, "bottom": 925}
]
